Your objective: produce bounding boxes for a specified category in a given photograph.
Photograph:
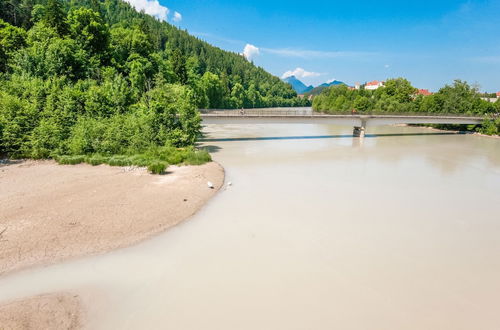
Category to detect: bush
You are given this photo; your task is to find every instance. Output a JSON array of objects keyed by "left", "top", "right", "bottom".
[
  {"left": 56, "top": 155, "right": 85, "bottom": 165},
  {"left": 478, "top": 119, "right": 499, "bottom": 136},
  {"left": 185, "top": 149, "right": 212, "bottom": 165},
  {"left": 128, "top": 154, "right": 152, "bottom": 167},
  {"left": 148, "top": 161, "right": 168, "bottom": 174},
  {"left": 107, "top": 155, "right": 132, "bottom": 166},
  {"left": 85, "top": 154, "right": 109, "bottom": 166}
]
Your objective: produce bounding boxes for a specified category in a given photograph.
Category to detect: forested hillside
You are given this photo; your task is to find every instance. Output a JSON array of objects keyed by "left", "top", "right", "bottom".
[{"left": 0, "top": 0, "right": 307, "bottom": 166}]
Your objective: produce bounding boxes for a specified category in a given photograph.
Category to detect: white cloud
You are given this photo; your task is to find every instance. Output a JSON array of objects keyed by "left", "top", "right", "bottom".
[
  {"left": 384, "top": 64, "right": 390, "bottom": 68},
  {"left": 326, "top": 78, "right": 337, "bottom": 83},
  {"left": 124, "top": 0, "right": 169, "bottom": 21},
  {"left": 282, "top": 68, "right": 321, "bottom": 79},
  {"left": 242, "top": 44, "right": 260, "bottom": 61},
  {"left": 173, "top": 11, "right": 182, "bottom": 22}
]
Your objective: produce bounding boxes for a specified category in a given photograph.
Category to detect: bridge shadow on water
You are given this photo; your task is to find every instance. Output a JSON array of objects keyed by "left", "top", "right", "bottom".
[{"left": 199, "top": 131, "right": 463, "bottom": 143}]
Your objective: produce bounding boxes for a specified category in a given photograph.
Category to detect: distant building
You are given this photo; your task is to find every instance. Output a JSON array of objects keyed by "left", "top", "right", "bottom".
[
  {"left": 354, "top": 82, "right": 361, "bottom": 90},
  {"left": 365, "top": 80, "right": 385, "bottom": 90},
  {"left": 416, "top": 89, "right": 432, "bottom": 96},
  {"left": 497, "top": 91, "right": 500, "bottom": 97}
]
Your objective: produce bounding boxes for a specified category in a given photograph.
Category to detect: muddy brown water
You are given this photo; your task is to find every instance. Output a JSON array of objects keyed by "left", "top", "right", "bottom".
[{"left": 1, "top": 123, "right": 500, "bottom": 330}]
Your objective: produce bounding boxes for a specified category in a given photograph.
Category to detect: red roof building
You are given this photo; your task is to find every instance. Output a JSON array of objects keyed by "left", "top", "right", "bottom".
[
  {"left": 417, "top": 89, "right": 433, "bottom": 96},
  {"left": 365, "top": 80, "right": 385, "bottom": 90},
  {"left": 497, "top": 91, "right": 500, "bottom": 97}
]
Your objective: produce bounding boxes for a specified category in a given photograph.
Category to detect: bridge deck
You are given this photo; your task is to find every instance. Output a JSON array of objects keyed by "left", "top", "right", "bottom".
[{"left": 201, "top": 113, "right": 484, "bottom": 126}]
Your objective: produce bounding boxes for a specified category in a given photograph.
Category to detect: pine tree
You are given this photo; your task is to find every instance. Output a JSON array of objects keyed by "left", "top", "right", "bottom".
[
  {"left": 43, "top": 0, "right": 69, "bottom": 35},
  {"left": 171, "top": 49, "right": 188, "bottom": 85}
]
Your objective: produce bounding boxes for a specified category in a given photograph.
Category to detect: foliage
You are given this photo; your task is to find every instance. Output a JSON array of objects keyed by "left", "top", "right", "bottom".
[
  {"left": 147, "top": 160, "right": 167, "bottom": 174},
  {"left": 85, "top": 154, "right": 108, "bottom": 165},
  {"left": 0, "top": 0, "right": 307, "bottom": 163},
  {"left": 54, "top": 146, "right": 209, "bottom": 174},
  {"left": 477, "top": 118, "right": 500, "bottom": 136},
  {"left": 313, "top": 79, "right": 499, "bottom": 136},
  {"left": 43, "top": 0, "right": 69, "bottom": 35},
  {"left": 56, "top": 154, "right": 85, "bottom": 164},
  {"left": 184, "top": 149, "right": 211, "bottom": 165},
  {"left": 314, "top": 79, "right": 496, "bottom": 116}
]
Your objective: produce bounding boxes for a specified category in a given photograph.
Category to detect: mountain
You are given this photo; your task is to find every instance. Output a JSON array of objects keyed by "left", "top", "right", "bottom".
[
  {"left": 282, "top": 76, "right": 347, "bottom": 95},
  {"left": 283, "top": 76, "right": 314, "bottom": 94},
  {"left": 306, "top": 80, "right": 347, "bottom": 96},
  {"left": 320, "top": 80, "right": 345, "bottom": 88}
]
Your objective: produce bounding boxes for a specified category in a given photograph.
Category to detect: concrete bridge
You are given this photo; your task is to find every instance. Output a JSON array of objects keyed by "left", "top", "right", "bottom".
[{"left": 200, "top": 107, "right": 484, "bottom": 138}]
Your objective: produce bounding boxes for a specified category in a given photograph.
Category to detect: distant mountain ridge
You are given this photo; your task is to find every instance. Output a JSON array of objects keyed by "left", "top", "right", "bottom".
[
  {"left": 306, "top": 80, "right": 347, "bottom": 96},
  {"left": 282, "top": 76, "right": 314, "bottom": 94},
  {"left": 283, "top": 76, "right": 346, "bottom": 95}
]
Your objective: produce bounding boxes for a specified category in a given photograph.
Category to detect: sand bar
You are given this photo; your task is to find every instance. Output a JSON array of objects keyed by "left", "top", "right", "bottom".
[
  {"left": 0, "top": 160, "right": 224, "bottom": 276},
  {"left": 0, "top": 293, "right": 82, "bottom": 330}
]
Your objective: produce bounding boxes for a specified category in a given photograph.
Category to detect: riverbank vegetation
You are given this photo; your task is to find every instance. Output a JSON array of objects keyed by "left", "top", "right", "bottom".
[
  {"left": 313, "top": 78, "right": 500, "bottom": 135},
  {"left": 0, "top": 0, "right": 307, "bottom": 169}
]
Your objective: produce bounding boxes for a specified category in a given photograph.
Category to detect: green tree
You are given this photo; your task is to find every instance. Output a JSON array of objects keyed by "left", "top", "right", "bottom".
[
  {"left": 12, "top": 25, "right": 91, "bottom": 80},
  {"left": 381, "top": 78, "right": 417, "bottom": 103},
  {"left": 434, "top": 80, "right": 485, "bottom": 115},
  {"left": 0, "top": 19, "right": 27, "bottom": 72},
  {"left": 353, "top": 95, "right": 370, "bottom": 112},
  {"left": 109, "top": 26, "right": 152, "bottom": 68},
  {"left": 67, "top": 8, "right": 110, "bottom": 59},
  {"left": 43, "top": 0, "right": 69, "bottom": 36},
  {"left": 230, "top": 82, "right": 245, "bottom": 108},
  {"left": 170, "top": 49, "right": 187, "bottom": 85},
  {"left": 200, "top": 72, "right": 224, "bottom": 108}
]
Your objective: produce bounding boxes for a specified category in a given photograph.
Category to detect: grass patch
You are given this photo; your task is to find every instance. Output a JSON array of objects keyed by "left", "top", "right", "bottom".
[
  {"left": 56, "top": 155, "right": 85, "bottom": 165},
  {"left": 128, "top": 154, "right": 152, "bottom": 167},
  {"left": 147, "top": 161, "right": 168, "bottom": 174},
  {"left": 108, "top": 155, "right": 132, "bottom": 167},
  {"left": 53, "top": 147, "right": 212, "bottom": 174},
  {"left": 184, "top": 149, "right": 212, "bottom": 165},
  {"left": 85, "top": 154, "right": 109, "bottom": 166}
]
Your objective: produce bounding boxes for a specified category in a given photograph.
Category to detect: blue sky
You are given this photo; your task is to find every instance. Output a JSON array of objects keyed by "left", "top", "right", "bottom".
[{"left": 130, "top": 0, "right": 500, "bottom": 92}]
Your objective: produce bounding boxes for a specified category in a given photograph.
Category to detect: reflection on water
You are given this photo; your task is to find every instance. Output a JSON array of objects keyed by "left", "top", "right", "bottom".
[{"left": 1, "top": 124, "right": 500, "bottom": 330}]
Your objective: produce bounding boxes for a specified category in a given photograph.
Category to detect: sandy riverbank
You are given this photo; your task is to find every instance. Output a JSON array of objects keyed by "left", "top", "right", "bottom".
[
  {"left": 0, "top": 293, "right": 82, "bottom": 329},
  {"left": 0, "top": 160, "right": 224, "bottom": 275},
  {"left": 405, "top": 124, "right": 500, "bottom": 139}
]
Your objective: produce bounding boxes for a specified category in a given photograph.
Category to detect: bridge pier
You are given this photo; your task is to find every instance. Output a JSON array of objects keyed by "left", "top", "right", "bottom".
[{"left": 353, "top": 118, "right": 367, "bottom": 138}]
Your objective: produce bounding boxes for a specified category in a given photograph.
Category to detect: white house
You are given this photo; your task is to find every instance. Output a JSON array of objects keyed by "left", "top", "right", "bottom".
[{"left": 365, "top": 80, "right": 385, "bottom": 90}]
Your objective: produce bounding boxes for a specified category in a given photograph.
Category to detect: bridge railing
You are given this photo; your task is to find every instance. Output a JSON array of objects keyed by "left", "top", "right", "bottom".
[
  {"left": 200, "top": 108, "right": 491, "bottom": 119},
  {"left": 199, "top": 108, "right": 316, "bottom": 116},
  {"left": 314, "top": 110, "right": 491, "bottom": 118}
]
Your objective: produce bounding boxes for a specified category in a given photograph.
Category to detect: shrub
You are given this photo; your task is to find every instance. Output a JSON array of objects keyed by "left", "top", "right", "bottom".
[
  {"left": 166, "top": 152, "right": 184, "bottom": 164},
  {"left": 56, "top": 155, "right": 85, "bottom": 165},
  {"left": 108, "top": 155, "right": 132, "bottom": 166},
  {"left": 128, "top": 154, "right": 152, "bottom": 167},
  {"left": 185, "top": 149, "right": 212, "bottom": 165},
  {"left": 478, "top": 119, "right": 499, "bottom": 136},
  {"left": 148, "top": 161, "right": 168, "bottom": 174},
  {"left": 85, "top": 154, "right": 108, "bottom": 166}
]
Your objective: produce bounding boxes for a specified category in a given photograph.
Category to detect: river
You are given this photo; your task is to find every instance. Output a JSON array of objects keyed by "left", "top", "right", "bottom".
[{"left": 1, "top": 123, "right": 500, "bottom": 329}]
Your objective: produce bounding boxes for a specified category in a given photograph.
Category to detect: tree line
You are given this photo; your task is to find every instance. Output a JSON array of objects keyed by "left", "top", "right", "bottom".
[
  {"left": 0, "top": 0, "right": 308, "bottom": 161},
  {"left": 313, "top": 78, "right": 500, "bottom": 135}
]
